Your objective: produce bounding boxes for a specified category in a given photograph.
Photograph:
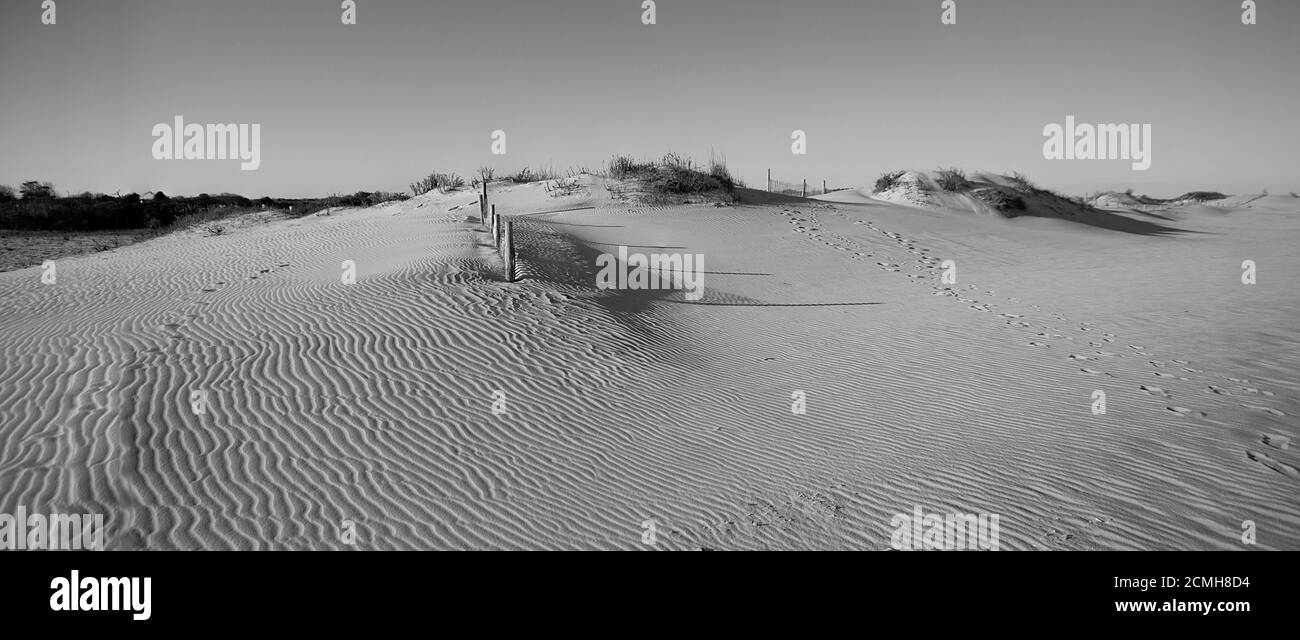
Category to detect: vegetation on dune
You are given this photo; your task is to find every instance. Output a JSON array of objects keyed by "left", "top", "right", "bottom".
[
  {"left": 1093, "top": 189, "right": 1228, "bottom": 205},
  {"left": 1006, "top": 172, "right": 1036, "bottom": 194},
  {"left": 0, "top": 181, "right": 407, "bottom": 232},
  {"left": 409, "top": 172, "right": 465, "bottom": 195},
  {"left": 873, "top": 170, "right": 907, "bottom": 194},
  {"left": 606, "top": 153, "right": 739, "bottom": 200},
  {"left": 933, "top": 167, "right": 969, "bottom": 192},
  {"left": 970, "top": 187, "right": 1027, "bottom": 215},
  {"left": 1171, "top": 191, "right": 1227, "bottom": 202}
]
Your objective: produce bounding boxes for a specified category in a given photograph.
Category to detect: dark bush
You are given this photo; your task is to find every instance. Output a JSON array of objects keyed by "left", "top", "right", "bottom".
[
  {"left": 20, "top": 181, "right": 56, "bottom": 200},
  {"left": 874, "top": 170, "right": 906, "bottom": 193},
  {"left": 934, "top": 168, "right": 969, "bottom": 192}
]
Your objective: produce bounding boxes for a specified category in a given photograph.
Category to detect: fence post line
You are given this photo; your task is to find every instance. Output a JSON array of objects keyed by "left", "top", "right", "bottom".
[{"left": 503, "top": 220, "right": 515, "bottom": 282}]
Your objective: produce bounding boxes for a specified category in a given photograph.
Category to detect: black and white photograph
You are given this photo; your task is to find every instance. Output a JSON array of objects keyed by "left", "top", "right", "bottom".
[{"left": 0, "top": 0, "right": 1294, "bottom": 626}]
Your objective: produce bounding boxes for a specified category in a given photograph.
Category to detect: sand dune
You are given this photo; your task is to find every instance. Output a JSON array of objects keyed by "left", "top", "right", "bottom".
[{"left": 1, "top": 176, "right": 1296, "bottom": 549}]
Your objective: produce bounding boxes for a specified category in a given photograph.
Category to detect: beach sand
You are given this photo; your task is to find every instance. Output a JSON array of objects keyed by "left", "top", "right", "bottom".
[{"left": 1, "top": 177, "right": 1295, "bottom": 549}]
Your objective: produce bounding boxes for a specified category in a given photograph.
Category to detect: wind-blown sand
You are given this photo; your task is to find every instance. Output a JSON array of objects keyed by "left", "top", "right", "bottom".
[{"left": 1, "top": 176, "right": 1296, "bottom": 549}]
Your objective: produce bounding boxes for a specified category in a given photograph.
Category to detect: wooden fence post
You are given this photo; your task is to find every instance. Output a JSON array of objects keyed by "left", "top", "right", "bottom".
[
  {"left": 767, "top": 168, "right": 771, "bottom": 192},
  {"left": 502, "top": 220, "right": 515, "bottom": 282},
  {"left": 491, "top": 204, "right": 498, "bottom": 246},
  {"left": 802, "top": 179, "right": 807, "bottom": 198}
]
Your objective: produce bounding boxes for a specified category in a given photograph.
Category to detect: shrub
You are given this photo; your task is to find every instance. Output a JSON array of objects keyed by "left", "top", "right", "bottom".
[
  {"left": 410, "top": 172, "right": 465, "bottom": 195},
  {"left": 708, "top": 160, "right": 737, "bottom": 191},
  {"left": 934, "top": 168, "right": 968, "bottom": 192},
  {"left": 0, "top": 185, "right": 15, "bottom": 202},
  {"left": 1174, "top": 191, "right": 1226, "bottom": 202},
  {"left": 1007, "top": 172, "right": 1036, "bottom": 193},
  {"left": 508, "top": 166, "right": 560, "bottom": 183},
  {"left": 972, "top": 187, "right": 1026, "bottom": 215},
  {"left": 646, "top": 163, "right": 733, "bottom": 196},
  {"left": 20, "top": 181, "right": 56, "bottom": 200},
  {"left": 874, "top": 170, "right": 906, "bottom": 193},
  {"left": 608, "top": 155, "right": 653, "bottom": 179},
  {"left": 546, "top": 177, "right": 585, "bottom": 197}
]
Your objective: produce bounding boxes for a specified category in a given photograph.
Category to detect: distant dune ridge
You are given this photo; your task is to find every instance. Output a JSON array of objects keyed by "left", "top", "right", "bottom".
[{"left": 0, "top": 170, "right": 1297, "bottom": 550}]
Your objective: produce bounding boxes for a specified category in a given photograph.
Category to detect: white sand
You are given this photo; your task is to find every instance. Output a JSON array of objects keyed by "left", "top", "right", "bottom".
[{"left": 1, "top": 177, "right": 1296, "bottom": 549}]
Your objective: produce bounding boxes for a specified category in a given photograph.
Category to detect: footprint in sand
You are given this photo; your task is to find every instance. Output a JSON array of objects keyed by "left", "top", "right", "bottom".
[
  {"left": 1166, "top": 406, "right": 1199, "bottom": 416},
  {"left": 1028, "top": 341, "right": 1050, "bottom": 348},
  {"left": 1240, "top": 403, "right": 1286, "bottom": 417},
  {"left": 1079, "top": 368, "right": 1105, "bottom": 375},
  {"left": 1140, "top": 385, "right": 1169, "bottom": 397},
  {"left": 1246, "top": 450, "right": 1300, "bottom": 479},
  {"left": 1262, "top": 434, "right": 1290, "bottom": 450},
  {"left": 1153, "top": 371, "right": 1189, "bottom": 380},
  {"left": 1068, "top": 354, "right": 1092, "bottom": 361},
  {"left": 1206, "top": 385, "right": 1231, "bottom": 395}
]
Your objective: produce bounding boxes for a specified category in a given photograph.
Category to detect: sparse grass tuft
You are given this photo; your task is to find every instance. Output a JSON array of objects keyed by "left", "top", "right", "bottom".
[
  {"left": 545, "top": 177, "right": 585, "bottom": 197},
  {"left": 934, "top": 167, "right": 969, "bottom": 192},
  {"left": 507, "top": 166, "right": 562, "bottom": 183},
  {"left": 607, "top": 155, "right": 654, "bottom": 179},
  {"left": 410, "top": 172, "right": 465, "bottom": 195},
  {"left": 1007, "top": 172, "right": 1036, "bottom": 193},
  {"left": 874, "top": 170, "right": 906, "bottom": 193}
]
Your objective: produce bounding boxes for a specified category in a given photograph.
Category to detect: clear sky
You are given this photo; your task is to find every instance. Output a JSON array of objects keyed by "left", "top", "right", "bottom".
[{"left": 1, "top": 0, "right": 1296, "bottom": 198}]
